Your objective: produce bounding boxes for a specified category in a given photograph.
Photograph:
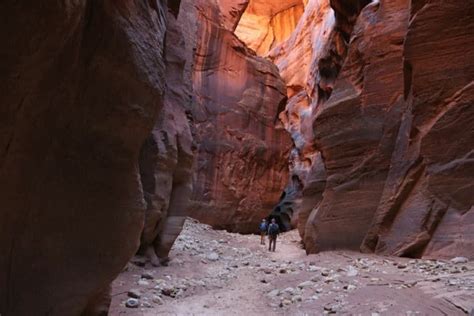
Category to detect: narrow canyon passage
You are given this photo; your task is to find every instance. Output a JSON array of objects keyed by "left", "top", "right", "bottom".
[
  {"left": 1, "top": 0, "right": 473, "bottom": 315},
  {"left": 110, "top": 219, "right": 474, "bottom": 315}
]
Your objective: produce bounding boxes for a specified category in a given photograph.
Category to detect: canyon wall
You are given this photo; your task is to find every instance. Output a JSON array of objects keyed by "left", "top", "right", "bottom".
[
  {"left": 184, "top": 0, "right": 292, "bottom": 233},
  {"left": 237, "top": 0, "right": 474, "bottom": 258},
  {"left": 138, "top": 6, "right": 194, "bottom": 268},
  {"left": 0, "top": 1, "right": 189, "bottom": 315},
  {"left": 235, "top": 0, "right": 306, "bottom": 55},
  {"left": 1, "top": 1, "right": 472, "bottom": 314}
]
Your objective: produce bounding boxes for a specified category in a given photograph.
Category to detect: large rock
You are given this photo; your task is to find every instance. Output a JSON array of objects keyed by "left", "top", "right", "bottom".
[
  {"left": 0, "top": 1, "right": 178, "bottom": 315},
  {"left": 185, "top": 0, "right": 292, "bottom": 233}
]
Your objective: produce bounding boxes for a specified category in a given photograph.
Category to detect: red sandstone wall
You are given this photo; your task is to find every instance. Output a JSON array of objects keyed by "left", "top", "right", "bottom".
[
  {"left": 0, "top": 1, "right": 189, "bottom": 314},
  {"left": 251, "top": 0, "right": 474, "bottom": 259},
  {"left": 184, "top": 0, "right": 292, "bottom": 233}
]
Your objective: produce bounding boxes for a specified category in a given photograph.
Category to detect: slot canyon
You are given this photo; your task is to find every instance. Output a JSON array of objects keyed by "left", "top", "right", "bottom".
[{"left": 0, "top": 0, "right": 473, "bottom": 315}]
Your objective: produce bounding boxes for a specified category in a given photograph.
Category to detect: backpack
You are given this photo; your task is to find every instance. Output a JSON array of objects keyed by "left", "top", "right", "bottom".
[
  {"left": 259, "top": 222, "right": 267, "bottom": 232},
  {"left": 268, "top": 223, "right": 279, "bottom": 235}
]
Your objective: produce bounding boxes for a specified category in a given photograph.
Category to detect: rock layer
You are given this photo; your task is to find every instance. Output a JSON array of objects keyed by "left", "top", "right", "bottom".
[
  {"left": 254, "top": 0, "right": 474, "bottom": 258},
  {"left": 184, "top": 0, "right": 292, "bottom": 233},
  {"left": 0, "top": 1, "right": 184, "bottom": 315}
]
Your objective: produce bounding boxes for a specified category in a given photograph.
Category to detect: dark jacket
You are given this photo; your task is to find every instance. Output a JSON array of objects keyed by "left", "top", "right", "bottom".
[{"left": 267, "top": 223, "right": 280, "bottom": 236}]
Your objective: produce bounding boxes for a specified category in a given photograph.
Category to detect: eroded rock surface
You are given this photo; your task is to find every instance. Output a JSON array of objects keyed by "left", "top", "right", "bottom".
[
  {"left": 251, "top": 0, "right": 474, "bottom": 258},
  {"left": 0, "top": 1, "right": 184, "bottom": 315},
  {"left": 138, "top": 7, "right": 194, "bottom": 268},
  {"left": 184, "top": 0, "right": 292, "bottom": 233}
]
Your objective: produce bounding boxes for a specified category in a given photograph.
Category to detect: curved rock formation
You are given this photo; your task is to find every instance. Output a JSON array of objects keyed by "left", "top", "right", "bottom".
[
  {"left": 2, "top": 1, "right": 473, "bottom": 314},
  {"left": 361, "top": 1, "right": 474, "bottom": 258},
  {"left": 138, "top": 7, "right": 194, "bottom": 267},
  {"left": 184, "top": 0, "right": 292, "bottom": 233},
  {"left": 258, "top": 0, "right": 474, "bottom": 259},
  {"left": 0, "top": 1, "right": 187, "bottom": 315}
]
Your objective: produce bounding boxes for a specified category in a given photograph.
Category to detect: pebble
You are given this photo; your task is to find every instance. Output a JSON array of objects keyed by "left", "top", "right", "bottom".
[
  {"left": 142, "top": 301, "right": 153, "bottom": 308},
  {"left": 280, "top": 299, "right": 292, "bottom": 307},
  {"left": 262, "top": 268, "right": 272, "bottom": 274},
  {"left": 346, "top": 266, "right": 359, "bottom": 277},
  {"left": 125, "top": 298, "right": 139, "bottom": 308},
  {"left": 207, "top": 252, "right": 219, "bottom": 261},
  {"left": 127, "top": 289, "right": 141, "bottom": 299},
  {"left": 161, "top": 286, "right": 176, "bottom": 297},
  {"left": 324, "top": 304, "right": 340, "bottom": 314},
  {"left": 141, "top": 272, "right": 154, "bottom": 280},
  {"left": 267, "top": 289, "right": 280, "bottom": 297},
  {"left": 138, "top": 280, "right": 150, "bottom": 286},
  {"left": 343, "top": 284, "right": 356, "bottom": 291},
  {"left": 283, "top": 287, "right": 296, "bottom": 295},
  {"left": 152, "top": 295, "right": 164, "bottom": 305},
  {"left": 298, "top": 281, "right": 313, "bottom": 289},
  {"left": 131, "top": 256, "right": 147, "bottom": 267},
  {"left": 451, "top": 257, "right": 469, "bottom": 264}
]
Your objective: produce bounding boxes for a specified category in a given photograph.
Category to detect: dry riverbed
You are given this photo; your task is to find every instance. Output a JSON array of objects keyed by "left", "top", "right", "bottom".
[{"left": 111, "top": 219, "right": 474, "bottom": 315}]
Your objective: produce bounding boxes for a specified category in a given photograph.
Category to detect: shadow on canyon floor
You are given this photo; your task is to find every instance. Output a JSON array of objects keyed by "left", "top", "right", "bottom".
[{"left": 111, "top": 219, "right": 474, "bottom": 315}]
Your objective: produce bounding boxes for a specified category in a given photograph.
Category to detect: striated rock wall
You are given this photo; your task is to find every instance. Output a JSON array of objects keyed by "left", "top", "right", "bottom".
[
  {"left": 184, "top": 0, "right": 292, "bottom": 233},
  {"left": 257, "top": 0, "right": 474, "bottom": 259},
  {"left": 361, "top": 1, "right": 474, "bottom": 259},
  {"left": 0, "top": 1, "right": 191, "bottom": 315},
  {"left": 266, "top": 0, "right": 335, "bottom": 234}
]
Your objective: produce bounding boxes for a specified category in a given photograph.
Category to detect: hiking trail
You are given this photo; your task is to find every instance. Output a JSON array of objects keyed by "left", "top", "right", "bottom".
[{"left": 111, "top": 219, "right": 474, "bottom": 315}]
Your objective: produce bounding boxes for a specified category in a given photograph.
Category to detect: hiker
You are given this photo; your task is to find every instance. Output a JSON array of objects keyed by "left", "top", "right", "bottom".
[
  {"left": 267, "top": 218, "right": 280, "bottom": 252},
  {"left": 259, "top": 219, "right": 268, "bottom": 245}
]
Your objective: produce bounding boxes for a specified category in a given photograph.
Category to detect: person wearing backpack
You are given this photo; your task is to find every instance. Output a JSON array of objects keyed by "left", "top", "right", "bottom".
[
  {"left": 267, "top": 218, "right": 280, "bottom": 252},
  {"left": 259, "top": 219, "right": 268, "bottom": 245}
]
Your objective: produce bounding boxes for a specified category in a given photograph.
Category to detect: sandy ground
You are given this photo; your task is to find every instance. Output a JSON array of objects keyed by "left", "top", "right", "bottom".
[{"left": 110, "top": 219, "right": 474, "bottom": 315}]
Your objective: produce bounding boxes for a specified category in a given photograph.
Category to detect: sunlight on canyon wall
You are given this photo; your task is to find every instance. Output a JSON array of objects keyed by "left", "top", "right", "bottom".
[{"left": 235, "top": 0, "right": 306, "bottom": 55}]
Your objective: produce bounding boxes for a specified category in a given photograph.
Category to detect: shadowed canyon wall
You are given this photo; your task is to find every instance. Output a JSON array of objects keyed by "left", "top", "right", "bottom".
[
  {"left": 238, "top": 0, "right": 474, "bottom": 259},
  {"left": 138, "top": 6, "right": 194, "bottom": 268},
  {"left": 0, "top": 0, "right": 191, "bottom": 315},
  {"left": 183, "top": 0, "right": 292, "bottom": 233}
]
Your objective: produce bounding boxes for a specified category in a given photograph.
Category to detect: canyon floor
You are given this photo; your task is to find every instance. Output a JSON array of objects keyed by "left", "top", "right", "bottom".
[{"left": 111, "top": 219, "right": 474, "bottom": 315}]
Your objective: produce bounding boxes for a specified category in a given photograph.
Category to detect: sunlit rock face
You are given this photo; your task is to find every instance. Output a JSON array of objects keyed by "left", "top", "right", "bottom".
[
  {"left": 235, "top": 0, "right": 306, "bottom": 56},
  {"left": 182, "top": 0, "right": 292, "bottom": 233},
  {"left": 0, "top": 1, "right": 173, "bottom": 315},
  {"left": 267, "top": 0, "right": 335, "bottom": 235},
  {"left": 261, "top": 0, "right": 474, "bottom": 259}
]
